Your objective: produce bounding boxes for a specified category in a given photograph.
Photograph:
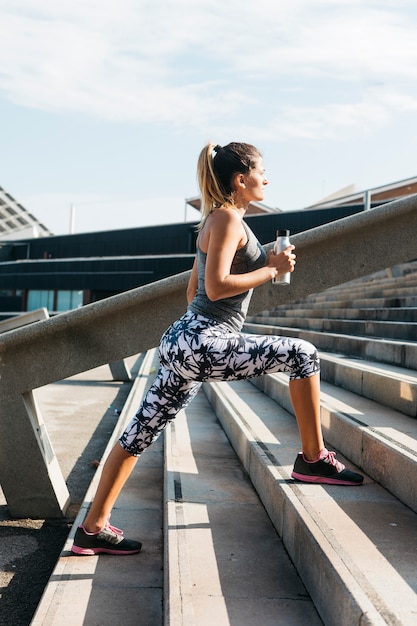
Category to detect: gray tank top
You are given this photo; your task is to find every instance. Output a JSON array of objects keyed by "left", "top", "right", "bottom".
[{"left": 188, "top": 221, "right": 266, "bottom": 331}]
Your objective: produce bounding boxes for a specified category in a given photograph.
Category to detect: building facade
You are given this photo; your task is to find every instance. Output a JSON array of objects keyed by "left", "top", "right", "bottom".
[{"left": 0, "top": 204, "right": 366, "bottom": 317}]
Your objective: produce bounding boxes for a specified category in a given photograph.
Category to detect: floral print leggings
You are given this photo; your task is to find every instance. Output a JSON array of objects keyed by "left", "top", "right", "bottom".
[{"left": 119, "top": 311, "right": 320, "bottom": 456}]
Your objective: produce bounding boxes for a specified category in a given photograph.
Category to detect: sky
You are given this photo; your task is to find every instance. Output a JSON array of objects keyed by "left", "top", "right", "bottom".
[{"left": 1, "top": 0, "right": 417, "bottom": 236}]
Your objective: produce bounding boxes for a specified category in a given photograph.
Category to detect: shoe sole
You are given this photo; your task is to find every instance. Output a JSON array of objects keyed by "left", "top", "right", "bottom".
[
  {"left": 71, "top": 545, "right": 142, "bottom": 556},
  {"left": 291, "top": 471, "right": 363, "bottom": 486}
]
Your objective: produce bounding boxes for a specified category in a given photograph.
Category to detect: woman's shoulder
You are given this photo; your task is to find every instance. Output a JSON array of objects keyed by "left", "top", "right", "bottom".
[
  {"left": 209, "top": 207, "right": 244, "bottom": 229},
  {"left": 198, "top": 207, "right": 246, "bottom": 252}
]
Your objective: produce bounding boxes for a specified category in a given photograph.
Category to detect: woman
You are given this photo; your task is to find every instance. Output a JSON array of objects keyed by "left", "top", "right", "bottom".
[{"left": 72, "top": 142, "right": 363, "bottom": 556}]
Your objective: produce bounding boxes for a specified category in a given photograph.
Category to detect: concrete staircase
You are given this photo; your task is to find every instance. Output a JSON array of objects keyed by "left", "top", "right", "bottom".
[{"left": 32, "top": 261, "right": 417, "bottom": 625}]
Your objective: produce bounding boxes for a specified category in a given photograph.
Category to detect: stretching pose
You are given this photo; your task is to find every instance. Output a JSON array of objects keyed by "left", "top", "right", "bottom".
[{"left": 72, "top": 142, "right": 363, "bottom": 556}]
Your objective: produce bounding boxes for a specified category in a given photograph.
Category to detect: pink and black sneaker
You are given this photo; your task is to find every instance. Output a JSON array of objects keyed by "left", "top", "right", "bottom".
[
  {"left": 291, "top": 448, "right": 364, "bottom": 485},
  {"left": 71, "top": 522, "right": 142, "bottom": 556}
]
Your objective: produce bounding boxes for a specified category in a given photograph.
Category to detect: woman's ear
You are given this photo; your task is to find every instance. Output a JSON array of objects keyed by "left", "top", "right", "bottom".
[{"left": 232, "top": 172, "right": 246, "bottom": 191}]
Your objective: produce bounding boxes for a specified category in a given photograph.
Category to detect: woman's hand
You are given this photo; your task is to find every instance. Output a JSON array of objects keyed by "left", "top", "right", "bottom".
[{"left": 267, "top": 245, "right": 296, "bottom": 277}]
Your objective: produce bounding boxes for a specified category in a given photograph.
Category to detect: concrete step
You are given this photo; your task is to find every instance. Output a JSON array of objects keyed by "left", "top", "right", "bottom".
[
  {"left": 290, "top": 283, "right": 417, "bottom": 309},
  {"left": 306, "top": 269, "right": 417, "bottom": 296},
  {"left": 164, "top": 389, "right": 322, "bottom": 626},
  {"left": 204, "top": 378, "right": 417, "bottom": 626},
  {"left": 265, "top": 295, "right": 417, "bottom": 310},
  {"left": 249, "top": 316, "right": 417, "bottom": 342},
  {"left": 299, "top": 283, "right": 417, "bottom": 305},
  {"left": 31, "top": 349, "right": 165, "bottom": 626},
  {"left": 244, "top": 321, "right": 417, "bottom": 370},
  {"left": 316, "top": 279, "right": 417, "bottom": 298},
  {"left": 319, "top": 352, "right": 417, "bottom": 418},
  {"left": 266, "top": 307, "right": 417, "bottom": 322},
  {"left": 249, "top": 371, "right": 417, "bottom": 513}
]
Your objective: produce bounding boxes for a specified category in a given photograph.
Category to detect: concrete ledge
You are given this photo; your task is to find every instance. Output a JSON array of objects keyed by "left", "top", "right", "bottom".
[
  {"left": 0, "top": 273, "right": 190, "bottom": 393},
  {"left": 0, "top": 308, "right": 49, "bottom": 333}
]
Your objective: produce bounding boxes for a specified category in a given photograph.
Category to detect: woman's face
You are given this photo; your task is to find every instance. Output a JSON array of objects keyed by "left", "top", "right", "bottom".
[{"left": 242, "top": 158, "right": 269, "bottom": 203}]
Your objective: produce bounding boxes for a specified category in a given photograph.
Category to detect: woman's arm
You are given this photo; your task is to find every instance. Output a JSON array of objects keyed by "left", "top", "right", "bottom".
[
  {"left": 204, "top": 210, "right": 295, "bottom": 301},
  {"left": 186, "top": 257, "right": 198, "bottom": 304}
]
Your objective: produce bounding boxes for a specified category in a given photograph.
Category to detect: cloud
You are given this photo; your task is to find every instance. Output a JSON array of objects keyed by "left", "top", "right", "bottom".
[
  {"left": 0, "top": 0, "right": 417, "bottom": 140},
  {"left": 237, "top": 4, "right": 417, "bottom": 82}
]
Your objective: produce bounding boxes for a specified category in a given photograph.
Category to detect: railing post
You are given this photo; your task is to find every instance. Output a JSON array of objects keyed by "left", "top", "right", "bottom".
[
  {"left": 364, "top": 189, "right": 371, "bottom": 210},
  {"left": 0, "top": 390, "right": 70, "bottom": 518},
  {"left": 109, "top": 359, "right": 132, "bottom": 382}
]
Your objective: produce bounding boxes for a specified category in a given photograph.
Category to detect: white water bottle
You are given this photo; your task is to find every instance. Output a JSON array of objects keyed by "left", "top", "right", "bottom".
[{"left": 272, "top": 229, "right": 291, "bottom": 285}]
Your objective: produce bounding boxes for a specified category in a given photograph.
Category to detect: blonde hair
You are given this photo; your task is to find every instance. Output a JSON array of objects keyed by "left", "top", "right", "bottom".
[{"left": 196, "top": 142, "right": 262, "bottom": 230}]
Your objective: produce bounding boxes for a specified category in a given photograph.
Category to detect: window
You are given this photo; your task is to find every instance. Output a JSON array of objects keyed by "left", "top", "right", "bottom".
[
  {"left": 56, "top": 290, "right": 83, "bottom": 311},
  {"left": 27, "top": 290, "right": 84, "bottom": 312},
  {"left": 27, "top": 290, "right": 54, "bottom": 311}
]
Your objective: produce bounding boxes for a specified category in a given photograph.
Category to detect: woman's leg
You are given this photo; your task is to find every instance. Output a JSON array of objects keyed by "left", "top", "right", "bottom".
[
  {"left": 189, "top": 327, "right": 323, "bottom": 459},
  {"left": 289, "top": 372, "right": 324, "bottom": 460},
  {"left": 181, "top": 324, "right": 361, "bottom": 483},
  {"left": 83, "top": 444, "right": 138, "bottom": 533},
  {"left": 194, "top": 328, "right": 362, "bottom": 484},
  {"left": 80, "top": 365, "right": 201, "bottom": 534}
]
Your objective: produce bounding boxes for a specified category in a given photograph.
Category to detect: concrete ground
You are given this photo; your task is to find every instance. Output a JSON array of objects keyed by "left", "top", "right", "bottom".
[{"left": 0, "top": 356, "right": 142, "bottom": 626}]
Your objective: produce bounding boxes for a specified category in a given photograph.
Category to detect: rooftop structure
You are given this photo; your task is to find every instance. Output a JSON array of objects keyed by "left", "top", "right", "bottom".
[
  {"left": 306, "top": 175, "right": 417, "bottom": 210},
  {"left": 0, "top": 187, "right": 52, "bottom": 241}
]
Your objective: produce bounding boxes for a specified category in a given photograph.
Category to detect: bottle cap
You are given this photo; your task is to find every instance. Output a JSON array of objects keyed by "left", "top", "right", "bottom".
[{"left": 276, "top": 229, "right": 290, "bottom": 237}]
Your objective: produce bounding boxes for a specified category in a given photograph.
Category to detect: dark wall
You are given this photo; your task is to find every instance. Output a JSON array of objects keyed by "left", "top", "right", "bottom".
[
  {"left": 1, "top": 204, "right": 366, "bottom": 262},
  {"left": 18, "top": 223, "right": 198, "bottom": 259},
  {"left": 0, "top": 255, "right": 194, "bottom": 291},
  {"left": 0, "top": 295, "right": 22, "bottom": 311}
]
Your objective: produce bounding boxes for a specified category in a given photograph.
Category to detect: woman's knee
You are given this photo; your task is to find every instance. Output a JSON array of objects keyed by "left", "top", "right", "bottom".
[{"left": 291, "top": 338, "right": 320, "bottom": 379}]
